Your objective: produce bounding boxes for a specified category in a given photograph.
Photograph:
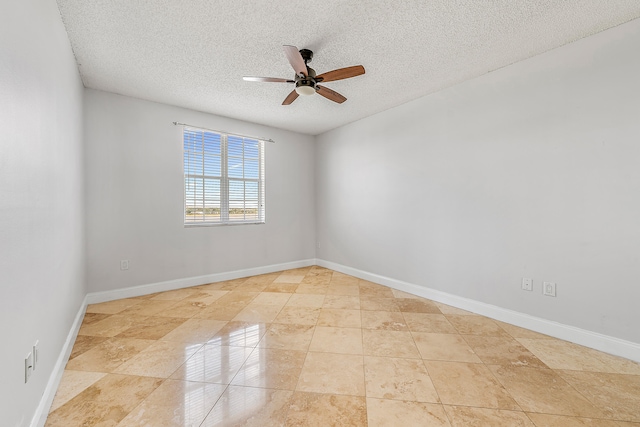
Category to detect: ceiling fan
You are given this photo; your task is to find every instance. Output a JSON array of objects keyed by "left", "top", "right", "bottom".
[{"left": 243, "top": 45, "right": 365, "bottom": 105}]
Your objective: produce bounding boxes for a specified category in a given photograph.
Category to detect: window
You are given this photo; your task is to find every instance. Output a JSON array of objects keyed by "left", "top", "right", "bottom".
[{"left": 183, "top": 127, "right": 265, "bottom": 225}]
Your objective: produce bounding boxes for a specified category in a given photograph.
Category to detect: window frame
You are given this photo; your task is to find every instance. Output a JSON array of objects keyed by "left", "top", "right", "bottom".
[{"left": 183, "top": 126, "right": 265, "bottom": 226}]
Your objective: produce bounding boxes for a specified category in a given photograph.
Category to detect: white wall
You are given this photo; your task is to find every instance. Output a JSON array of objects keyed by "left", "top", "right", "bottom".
[
  {"left": 316, "top": 18, "right": 640, "bottom": 344},
  {"left": 0, "top": 0, "right": 85, "bottom": 425},
  {"left": 84, "top": 90, "right": 316, "bottom": 293}
]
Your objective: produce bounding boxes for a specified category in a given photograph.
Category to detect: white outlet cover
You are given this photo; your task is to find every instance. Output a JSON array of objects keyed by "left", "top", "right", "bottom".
[
  {"left": 120, "top": 260, "right": 129, "bottom": 270},
  {"left": 543, "top": 281, "right": 556, "bottom": 297},
  {"left": 25, "top": 352, "right": 33, "bottom": 383},
  {"left": 33, "top": 341, "right": 39, "bottom": 370},
  {"left": 521, "top": 278, "right": 533, "bottom": 291}
]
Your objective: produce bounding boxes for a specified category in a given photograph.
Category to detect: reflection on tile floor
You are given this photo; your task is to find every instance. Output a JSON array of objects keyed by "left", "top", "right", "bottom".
[{"left": 45, "top": 266, "right": 640, "bottom": 426}]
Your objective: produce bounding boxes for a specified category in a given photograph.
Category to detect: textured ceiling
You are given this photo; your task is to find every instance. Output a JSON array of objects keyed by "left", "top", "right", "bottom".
[{"left": 56, "top": 1, "right": 640, "bottom": 135}]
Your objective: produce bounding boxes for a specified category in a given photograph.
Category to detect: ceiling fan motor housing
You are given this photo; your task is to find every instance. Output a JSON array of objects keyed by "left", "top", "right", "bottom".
[{"left": 295, "top": 66, "right": 317, "bottom": 95}]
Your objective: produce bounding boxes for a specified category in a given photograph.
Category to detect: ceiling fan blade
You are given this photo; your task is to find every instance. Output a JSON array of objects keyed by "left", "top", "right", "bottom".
[
  {"left": 283, "top": 45, "right": 307, "bottom": 76},
  {"left": 316, "top": 65, "right": 365, "bottom": 83},
  {"left": 282, "top": 90, "right": 299, "bottom": 105},
  {"left": 243, "top": 76, "right": 294, "bottom": 83},
  {"left": 316, "top": 85, "right": 347, "bottom": 104}
]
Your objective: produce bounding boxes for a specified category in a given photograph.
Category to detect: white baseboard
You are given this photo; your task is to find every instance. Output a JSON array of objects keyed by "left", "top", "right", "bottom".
[
  {"left": 30, "top": 295, "right": 88, "bottom": 427},
  {"left": 317, "top": 259, "right": 640, "bottom": 363},
  {"left": 86, "top": 259, "right": 316, "bottom": 304}
]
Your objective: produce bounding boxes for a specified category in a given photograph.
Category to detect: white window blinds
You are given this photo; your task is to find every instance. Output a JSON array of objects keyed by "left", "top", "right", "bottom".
[{"left": 183, "top": 127, "right": 265, "bottom": 225}]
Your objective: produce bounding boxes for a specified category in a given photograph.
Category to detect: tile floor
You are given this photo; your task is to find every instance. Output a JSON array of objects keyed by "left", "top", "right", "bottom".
[{"left": 45, "top": 266, "right": 640, "bottom": 426}]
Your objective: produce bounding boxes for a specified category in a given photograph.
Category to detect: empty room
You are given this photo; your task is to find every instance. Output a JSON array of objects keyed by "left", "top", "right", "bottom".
[{"left": 2, "top": 1, "right": 640, "bottom": 426}]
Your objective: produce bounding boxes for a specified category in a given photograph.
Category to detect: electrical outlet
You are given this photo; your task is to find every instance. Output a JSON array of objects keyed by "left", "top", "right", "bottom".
[
  {"left": 33, "top": 341, "right": 39, "bottom": 371},
  {"left": 521, "top": 278, "right": 533, "bottom": 291},
  {"left": 120, "top": 260, "right": 129, "bottom": 270},
  {"left": 25, "top": 352, "right": 33, "bottom": 383},
  {"left": 543, "top": 281, "right": 556, "bottom": 297}
]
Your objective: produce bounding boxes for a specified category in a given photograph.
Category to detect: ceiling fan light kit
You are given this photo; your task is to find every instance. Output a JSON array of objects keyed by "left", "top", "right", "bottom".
[{"left": 243, "top": 45, "right": 365, "bottom": 105}]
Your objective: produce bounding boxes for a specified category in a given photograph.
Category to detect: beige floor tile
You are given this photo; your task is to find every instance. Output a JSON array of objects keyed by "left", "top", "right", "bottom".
[
  {"left": 156, "top": 299, "right": 209, "bottom": 318},
  {"left": 426, "top": 361, "right": 520, "bottom": 410},
  {"left": 317, "top": 308, "right": 362, "bottom": 328},
  {"left": 231, "top": 304, "right": 282, "bottom": 323},
  {"left": 396, "top": 298, "right": 442, "bottom": 313},
  {"left": 517, "top": 338, "right": 620, "bottom": 373},
  {"left": 488, "top": 365, "right": 606, "bottom": 418},
  {"left": 434, "top": 302, "right": 475, "bottom": 315},
  {"left": 463, "top": 335, "right": 548, "bottom": 368},
  {"left": 160, "top": 318, "right": 228, "bottom": 344},
  {"left": 326, "top": 284, "right": 360, "bottom": 296},
  {"left": 286, "top": 392, "right": 367, "bottom": 426},
  {"left": 364, "top": 356, "right": 439, "bottom": 402},
  {"left": 362, "top": 330, "right": 421, "bottom": 358},
  {"left": 444, "top": 406, "right": 534, "bottom": 426},
  {"left": 195, "top": 301, "right": 250, "bottom": 321},
  {"left": 114, "top": 340, "right": 201, "bottom": 378},
  {"left": 296, "top": 282, "right": 330, "bottom": 293},
  {"left": 557, "top": 370, "right": 640, "bottom": 422},
  {"left": 361, "top": 310, "right": 408, "bottom": 331},
  {"left": 79, "top": 312, "right": 111, "bottom": 326},
  {"left": 304, "top": 270, "right": 333, "bottom": 281},
  {"left": 592, "top": 351, "right": 640, "bottom": 375},
  {"left": 359, "top": 282, "right": 395, "bottom": 298},
  {"left": 391, "top": 289, "right": 422, "bottom": 299},
  {"left": 301, "top": 271, "right": 333, "bottom": 283},
  {"left": 412, "top": 332, "right": 482, "bottom": 363},
  {"left": 45, "top": 374, "right": 163, "bottom": 427},
  {"left": 215, "top": 291, "right": 259, "bottom": 305},
  {"left": 403, "top": 313, "right": 458, "bottom": 333},
  {"left": 309, "top": 326, "right": 363, "bottom": 354},
  {"left": 116, "top": 300, "right": 177, "bottom": 317},
  {"left": 274, "top": 274, "right": 305, "bottom": 284},
  {"left": 330, "top": 273, "right": 360, "bottom": 286},
  {"left": 495, "top": 321, "right": 553, "bottom": 339},
  {"left": 285, "top": 266, "right": 314, "bottom": 275},
  {"left": 171, "top": 344, "right": 253, "bottom": 384},
  {"left": 258, "top": 323, "right": 315, "bottom": 351},
  {"left": 285, "top": 293, "right": 325, "bottom": 308},
  {"left": 231, "top": 348, "right": 306, "bottom": 390},
  {"left": 208, "top": 321, "right": 269, "bottom": 347},
  {"left": 115, "top": 316, "right": 186, "bottom": 340},
  {"left": 49, "top": 267, "right": 640, "bottom": 427},
  {"left": 525, "top": 413, "right": 622, "bottom": 426},
  {"left": 323, "top": 295, "right": 360, "bottom": 309},
  {"left": 239, "top": 282, "right": 271, "bottom": 292},
  {"left": 68, "top": 335, "right": 108, "bottom": 360},
  {"left": 264, "top": 282, "right": 299, "bottom": 293},
  {"left": 66, "top": 337, "right": 155, "bottom": 373},
  {"left": 185, "top": 289, "right": 229, "bottom": 304},
  {"left": 297, "top": 352, "right": 365, "bottom": 396},
  {"left": 446, "top": 314, "right": 509, "bottom": 336},
  {"left": 117, "top": 379, "right": 226, "bottom": 427},
  {"left": 85, "top": 298, "right": 141, "bottom": 314},
  {"left": 200, "top": 386, "right": 293, "bottom": 427},
  {"left": 366, "top": 399, "right": 451, "bottom": 426},
  {"left": 360, "top": 296, "right": 400, "bottom": 311},
  {"left": 250, "top": 291, "right": 292, "bottom": 306},
  {"left": 49, "top": 370, "right": 107, "bottom": 412},
  {"left": 273, "top": 306, "right": 321, "bottom": 325},
  {"left": 77, "top": 314, "right": 143, "bottom": 337}
]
